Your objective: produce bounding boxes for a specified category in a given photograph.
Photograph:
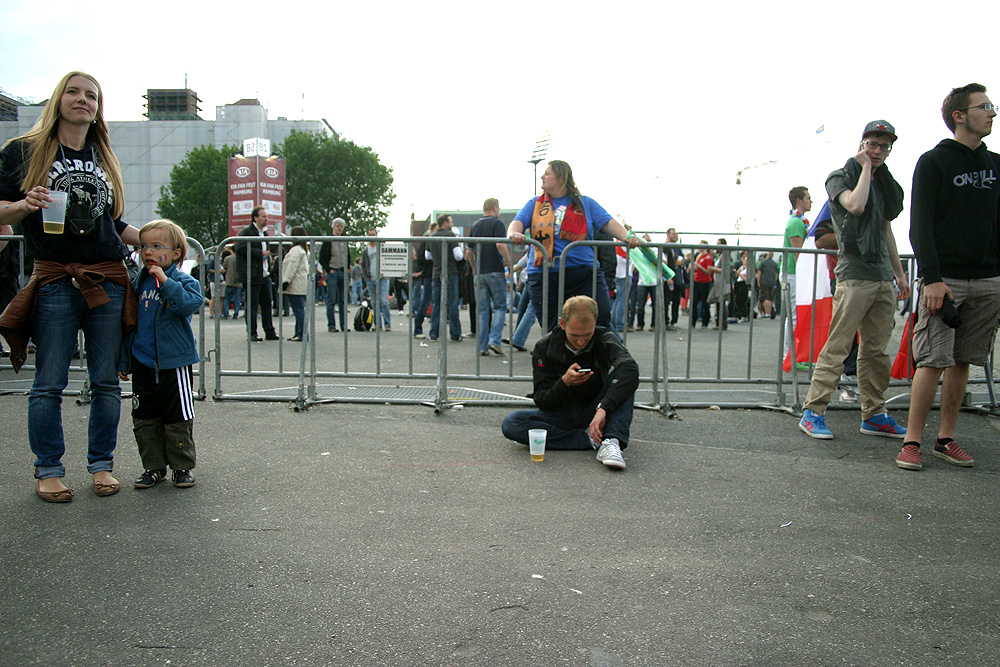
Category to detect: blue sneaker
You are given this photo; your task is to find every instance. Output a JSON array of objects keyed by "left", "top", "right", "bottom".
[
  {"left": 799, "top": 409, "right": 833, "bottom": 439},
  {"left": 860, "top": 413, "right": 907, "bottom": 438}
]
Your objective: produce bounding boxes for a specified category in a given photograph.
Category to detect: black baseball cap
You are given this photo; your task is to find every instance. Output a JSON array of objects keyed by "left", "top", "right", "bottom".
[{"left": 862, "top": 120, "right": 897, "bottom": 142}]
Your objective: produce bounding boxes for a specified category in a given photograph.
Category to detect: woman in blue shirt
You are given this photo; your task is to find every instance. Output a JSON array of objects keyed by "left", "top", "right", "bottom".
[{"left": 507, "top": 160, "right": 641, "bottom": 331}]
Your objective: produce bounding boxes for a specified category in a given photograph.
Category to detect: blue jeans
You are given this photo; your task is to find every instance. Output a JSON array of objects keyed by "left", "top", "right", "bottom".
[
  {"left": 501, "top": 371, "right": 634, "bottom": 450},
  {"left": 411, "top": 275, "right": 432, "bottom": 335},
  {"left": 528, "top": 266, "right": 612, "bottom": 332},
  {"left": 365, "top": 278, "right": 391, "bottom": 328},
  {"left": 611, "top": 276, "right": 628, "bottom": 331},
  {"left": 286, "top": 294, "right": 306, "bottom": 339},
  {"left": 511, "top": 294, "right": 535, "bottom": 349},
  {"left": 430, "top": 274, "right": 461, "bottom": 340},
  {"left": 223, "top": 285, "right": 242, "bottom": 319},
  {"left": 351, "top": 279, "right": 362, "bottom": 304},
  {"left": 314, "top": 273, "right": 325, "bottom": 303},
  {"left": 30, "top": 278, "right": 125, "bottom": 478},
  {"left": 325, "top": 269, "right": 346, "bottom": 330},
  {"left": 477, "top": 272, "right": 508, "bottom": 352}
]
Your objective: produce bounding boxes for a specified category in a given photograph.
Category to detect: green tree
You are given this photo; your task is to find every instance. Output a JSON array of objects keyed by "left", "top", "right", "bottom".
[
  {"left": 276, "top": 129, "right": 395, "bottom": 236},
  {"left": 157, "top": 144, "right": 238, "bottom": 247}
]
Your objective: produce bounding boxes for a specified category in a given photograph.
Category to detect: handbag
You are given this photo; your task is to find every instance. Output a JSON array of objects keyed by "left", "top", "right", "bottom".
[
  {"left": 707, "top": 280, "right": 721, "bottom": 305},
  {"left": 65, "top": 196, "right": 96, "bottom": 236},
  {"left": 66, "top": 216, "right": 96, "bottom": 236}
]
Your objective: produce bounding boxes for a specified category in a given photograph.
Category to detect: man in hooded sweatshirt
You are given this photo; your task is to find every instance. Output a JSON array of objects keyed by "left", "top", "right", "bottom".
[{"left": 897, "top": 84, "right": 1000, "bottom": 471}]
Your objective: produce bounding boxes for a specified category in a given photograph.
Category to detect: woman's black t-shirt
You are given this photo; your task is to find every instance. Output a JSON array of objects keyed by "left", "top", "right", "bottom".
[{"left": 0, "top": 140, "right": 129, "bottom": 264}]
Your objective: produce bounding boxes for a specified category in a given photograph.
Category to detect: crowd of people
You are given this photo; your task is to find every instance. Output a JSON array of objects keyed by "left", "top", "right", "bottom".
[{"left": 1, "top": 73, "right": 998, "bottom": 499}]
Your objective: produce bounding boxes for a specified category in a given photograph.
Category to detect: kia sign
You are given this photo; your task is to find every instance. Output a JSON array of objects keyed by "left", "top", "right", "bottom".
[
  {"left": 228, "top": 154, "right": 287, "bottom": 236},
  {"left": 258, "top": 158, "right": 286, "bottom": 230},
  {"left": 228, "top": 157, "right": 257, "bottom": 235}
]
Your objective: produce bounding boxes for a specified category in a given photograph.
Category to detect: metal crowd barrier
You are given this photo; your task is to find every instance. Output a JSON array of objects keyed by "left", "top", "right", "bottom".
[
  {"left": 210, "top": 234, "right": 554, "bottom": 412},
  {"left": 0, "top": 234, "right": 208, "bottom": 401},
  {"left": 4, "top": 233, "right": 996, "bottom": 417}
]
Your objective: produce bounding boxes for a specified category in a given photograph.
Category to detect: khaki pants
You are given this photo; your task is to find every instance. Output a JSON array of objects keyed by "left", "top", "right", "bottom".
[
  {"left": 803, "top": 279, "right": 897, "bottom": 420},
  {"left": 133, "top": 417, "right": 197, "bottom": 471}
]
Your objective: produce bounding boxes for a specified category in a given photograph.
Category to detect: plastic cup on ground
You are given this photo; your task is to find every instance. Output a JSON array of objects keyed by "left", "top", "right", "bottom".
[
  {"left": 528, "top": 429, "right": 546, "bottom": 462},
  {"left": 42, "top": 191, "right": 68, "bottom": 234}
]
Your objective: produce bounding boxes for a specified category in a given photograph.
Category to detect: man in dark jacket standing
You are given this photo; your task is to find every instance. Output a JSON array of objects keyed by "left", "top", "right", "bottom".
[
  {"left": 319, "top": 217, "right": 349, "bottom": 332},
  {"left": 501, "top": 295, "right": 639, "bottom": 470},
  {"left": 428, "top": 214, "right": 462, "bottom": 341},
  {"left": 898, "top": 83, "right": 1000, "bottom": 471},
  {"left": 235, "top": 206, "right": 278, "bottom": 341}
]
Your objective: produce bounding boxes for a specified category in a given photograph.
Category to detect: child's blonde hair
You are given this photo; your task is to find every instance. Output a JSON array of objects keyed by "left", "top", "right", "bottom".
[{"left": 140, "top": 219, "right": 188, "bottom": 263}]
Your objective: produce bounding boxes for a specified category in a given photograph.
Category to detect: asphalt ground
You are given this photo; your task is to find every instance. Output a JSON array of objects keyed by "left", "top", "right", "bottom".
[{"left": 2, "top": 303, "right": 999, "bottom": 666}]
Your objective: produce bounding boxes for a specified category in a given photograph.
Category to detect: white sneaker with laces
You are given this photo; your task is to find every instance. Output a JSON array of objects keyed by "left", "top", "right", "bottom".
[{"left": 596, "top": 440, "right": 626, "bottom": 470}]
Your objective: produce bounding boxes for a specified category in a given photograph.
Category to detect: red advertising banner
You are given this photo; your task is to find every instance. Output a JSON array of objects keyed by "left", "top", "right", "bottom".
[
  {"left": 228, "top": 157, "right": 256, "bottom": 237},
  {"left": 227, "top": 156, "right": 287, "bottom": 237},
  {"left": 258, "top": 157, "right": 286, "bottom": 234}
]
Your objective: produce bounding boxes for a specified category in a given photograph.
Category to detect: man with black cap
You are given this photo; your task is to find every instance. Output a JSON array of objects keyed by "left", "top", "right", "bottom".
[{"left": 798, "top": 120, "right": 911, "bottom": 441}]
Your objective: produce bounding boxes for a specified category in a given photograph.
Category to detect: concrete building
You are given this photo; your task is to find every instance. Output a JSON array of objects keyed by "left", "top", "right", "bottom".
[
  {"left": 0, "top": 91, "right": 19, "bottom": 122},
  {"left": 0, "top": 89, "right": 328, "bottom": 227}
]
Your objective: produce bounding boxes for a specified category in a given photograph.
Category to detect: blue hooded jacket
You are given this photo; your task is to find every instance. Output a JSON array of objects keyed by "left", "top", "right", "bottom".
[{"left": 118, "top": 262, "right": 203, "bottom": 373}]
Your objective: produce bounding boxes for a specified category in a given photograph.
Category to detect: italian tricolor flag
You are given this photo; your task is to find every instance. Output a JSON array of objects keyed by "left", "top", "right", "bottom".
[{"left": 783, "top": 209, "right": 834, "bottom": 372}]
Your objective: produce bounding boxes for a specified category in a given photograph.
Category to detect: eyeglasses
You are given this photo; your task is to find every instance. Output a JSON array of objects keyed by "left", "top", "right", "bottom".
[
  {"left": 863, "top": 140, "right": 893, "bottom": 153},
  {"left": 961, "top": 103, "right": 999, "bottom": 113},
  {"left": 140, "top": 243, "right": 175, "bottom": 252}
]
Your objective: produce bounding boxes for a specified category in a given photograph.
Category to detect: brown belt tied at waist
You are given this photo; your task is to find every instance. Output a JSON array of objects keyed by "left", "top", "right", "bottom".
[{"left": 0, "top": 260, "right": 137, "bottom": 373}]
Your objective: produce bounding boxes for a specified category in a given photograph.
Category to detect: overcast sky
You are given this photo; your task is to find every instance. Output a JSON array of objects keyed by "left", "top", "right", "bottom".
[{"left": 2, "top": 1, "right": 998, "bottom": 251}]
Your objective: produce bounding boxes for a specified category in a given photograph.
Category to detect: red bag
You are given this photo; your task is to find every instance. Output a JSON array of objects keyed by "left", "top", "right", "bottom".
[{"left": 891, "top": 313, "right": 916, "bottom": 380}]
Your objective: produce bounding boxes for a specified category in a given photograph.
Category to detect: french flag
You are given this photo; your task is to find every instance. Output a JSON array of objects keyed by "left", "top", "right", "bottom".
[{"left": 783, "top": 201, "right": 834, "bottom": 372}]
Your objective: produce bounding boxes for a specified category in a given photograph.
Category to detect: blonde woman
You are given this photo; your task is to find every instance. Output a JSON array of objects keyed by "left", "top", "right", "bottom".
[
  {"left": 0, "top": 72, "right": 140, "bottom": 503},
  {"left": 281, "top": 226, "right": 310, "bottom": 341}
]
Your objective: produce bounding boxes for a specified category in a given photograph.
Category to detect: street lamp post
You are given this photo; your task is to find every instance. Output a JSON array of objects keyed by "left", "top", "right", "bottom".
[{"left": 528, "top": 131, "right": 551, "bottom": 195}]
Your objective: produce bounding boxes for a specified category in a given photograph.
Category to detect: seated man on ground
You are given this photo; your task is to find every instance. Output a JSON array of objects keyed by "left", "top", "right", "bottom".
[{"left": 501, "top": 296, "right": 640, "bottom": 470}]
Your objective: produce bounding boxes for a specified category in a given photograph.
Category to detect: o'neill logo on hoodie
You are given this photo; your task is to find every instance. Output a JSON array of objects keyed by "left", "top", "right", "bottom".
[{"left": 953, "top": 169, "right": 997, "bottom": 189}]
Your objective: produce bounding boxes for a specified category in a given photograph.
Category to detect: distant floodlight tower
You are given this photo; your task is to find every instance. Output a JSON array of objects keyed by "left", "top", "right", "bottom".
[
  {"left": 735, "top": 159, "right": 777, "bottom": 185},
  {"left": 528, "top": 131, "right": 551, "bottom": 195}
]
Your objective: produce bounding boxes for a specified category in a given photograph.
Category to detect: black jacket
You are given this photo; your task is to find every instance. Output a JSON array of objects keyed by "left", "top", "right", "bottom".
[
  {"left": 910, "top": 139, "right": 1000, "bottom": 284},
  {"left": 235, "top": 223, "right": 267, "bottom": 285},
  {"left": 531, "top": 325, "right": 639, "bottom": 414}
]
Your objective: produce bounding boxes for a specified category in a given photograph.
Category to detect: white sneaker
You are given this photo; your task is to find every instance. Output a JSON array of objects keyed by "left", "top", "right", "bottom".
[{"left": 596, "top": 440, "right": 626, "bottom": 469}]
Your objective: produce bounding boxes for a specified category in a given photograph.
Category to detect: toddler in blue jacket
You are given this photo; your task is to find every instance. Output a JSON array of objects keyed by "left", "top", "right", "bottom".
[{"left": 118, "top": 219, "right": 204, "bottom": 488}]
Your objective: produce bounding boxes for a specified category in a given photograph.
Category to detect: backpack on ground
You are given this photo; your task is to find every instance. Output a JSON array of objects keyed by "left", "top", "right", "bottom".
[{"left": 354, "top": 299, "right": 373, "bottom": 331}]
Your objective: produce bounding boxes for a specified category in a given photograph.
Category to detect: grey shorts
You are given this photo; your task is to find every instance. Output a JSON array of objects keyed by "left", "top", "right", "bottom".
[{"left": 912, "top": 277, "right": 1000, "bottom": 368}]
